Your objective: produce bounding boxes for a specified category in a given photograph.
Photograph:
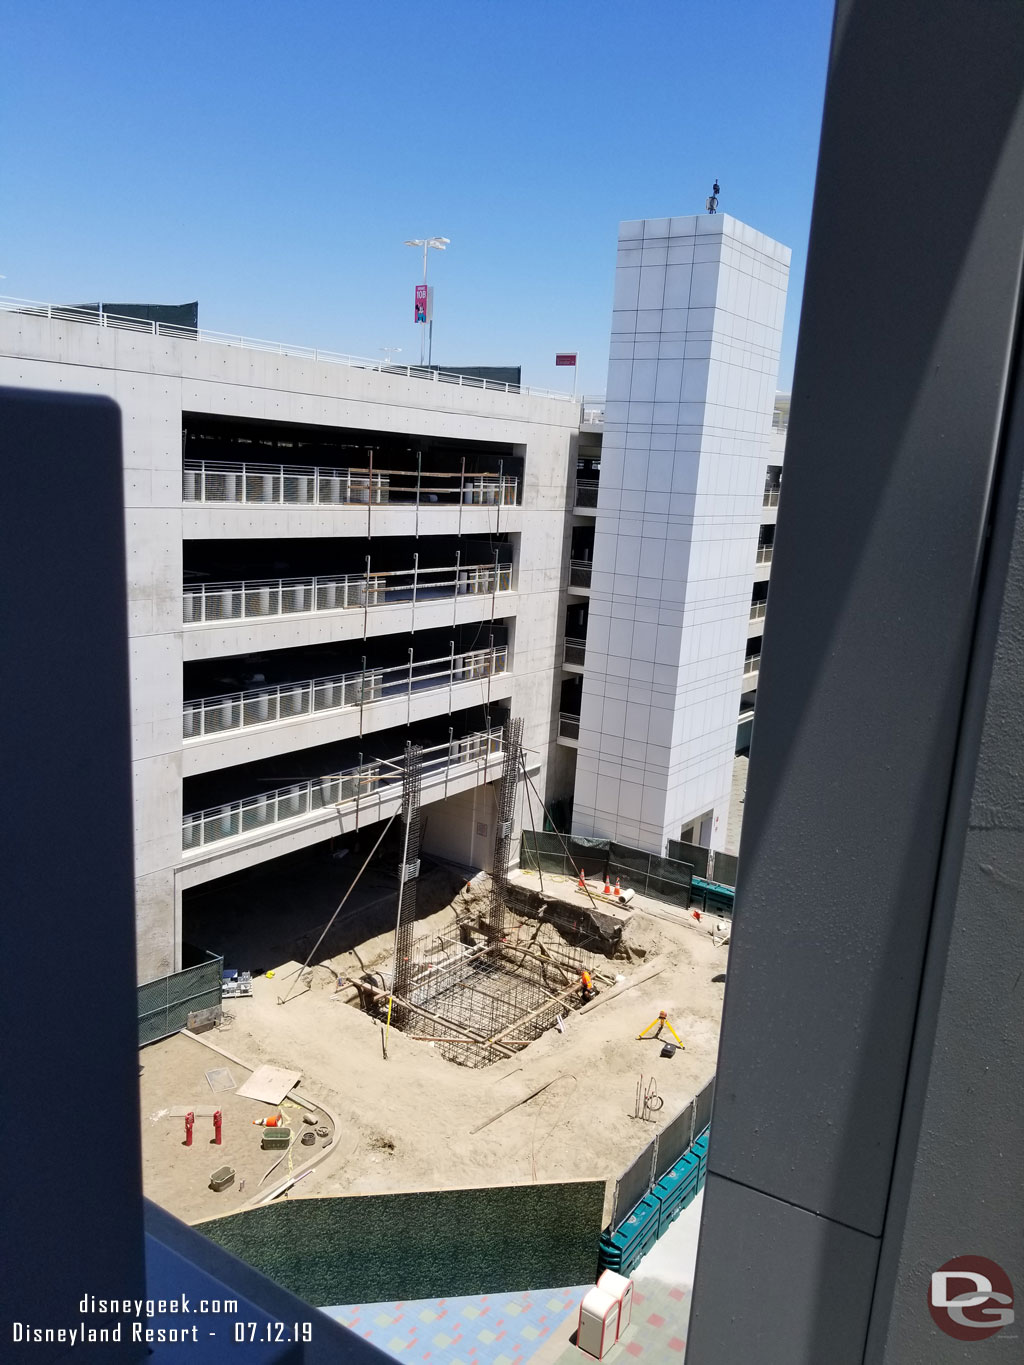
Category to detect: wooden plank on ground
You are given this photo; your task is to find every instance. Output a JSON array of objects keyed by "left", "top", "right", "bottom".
[{"left": 236, "top": 1065, "right": 303, "bottom": 1104}]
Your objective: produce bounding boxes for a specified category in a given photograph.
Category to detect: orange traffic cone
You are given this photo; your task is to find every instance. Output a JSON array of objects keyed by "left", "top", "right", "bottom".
[
  {"left": 614, "top": 878, "right": 621, "bottom": 898},
  {"left": 603, "top": 875, "right": 612, "bottom": 896},
  {"left": 577, "top": 868, "right": 586, "bottom": 890}
]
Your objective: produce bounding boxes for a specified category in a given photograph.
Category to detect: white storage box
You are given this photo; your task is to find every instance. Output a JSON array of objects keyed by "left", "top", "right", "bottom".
[
  {"left": 597, "top": 1268, "right": 634, "bottom": 1337},
  {"left": 577, "top": 1286, "right": 619, "bottom": 1359}
]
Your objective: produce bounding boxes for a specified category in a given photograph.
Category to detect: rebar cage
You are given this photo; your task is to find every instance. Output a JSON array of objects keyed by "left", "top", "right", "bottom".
[{"left": 384, "top": 912, "right": 600, "bottom": 1067}]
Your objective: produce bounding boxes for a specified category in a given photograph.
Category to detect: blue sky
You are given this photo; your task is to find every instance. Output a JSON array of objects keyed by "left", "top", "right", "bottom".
[{"left": 2, "top": 1, "right": 833, "bottom": 395}]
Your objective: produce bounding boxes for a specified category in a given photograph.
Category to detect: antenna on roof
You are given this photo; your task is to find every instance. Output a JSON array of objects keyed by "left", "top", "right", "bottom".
[{"left": 706, "top": 180, "right": 720, "bottom": 215}]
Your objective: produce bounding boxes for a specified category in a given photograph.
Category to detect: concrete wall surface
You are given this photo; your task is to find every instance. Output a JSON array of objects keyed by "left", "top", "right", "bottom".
[
  {"left": 573, "top": 214, "right": 788, "bottom": 853},
  {"left": 687, "top": 1, "right": 1024, "bottom": 1361},
  {"left": 0, "top": 312, "right": 579, "bottom": 978}
]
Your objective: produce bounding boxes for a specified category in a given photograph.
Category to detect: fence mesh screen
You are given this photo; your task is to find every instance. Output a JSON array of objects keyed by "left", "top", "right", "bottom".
[
  {"left": 607, "top": 842, "right": 648, "bottom": 877},
  {"left": 569, "top": 836, "right": 608, "bottom": 873},
  {"left": 693, "top": 1075, "right": 716, "bottom": 1136},
  {"left": 609, "top": 1077, "right": 717, "bottom": 1230},
  {"left": 713, "top": 851, "right": 739, "bottom": 888},
  {"left": 137, "top": 949, "right": 222, "bottom": 1046},
  {"left": 520, "top": 835, "right": 694, "bottom": 910},
  {"left": 607, "top": 842, "right": 692, "bottom": 908},
  {"left": 646, "top": 856, "right": 692, "bottom": 907},
  {"left": 520, "top": 831, "right": 610, "bottom": 878},
  {"left": 520, "top": 829, "right": 570, "bottom": 874},
  {"left": 666, "top": 839, "right": 710, "bottom": 879},
  {"left": 611, "top": 1142, "right": 657, "bottom": 1230},
  {"left": 654, "top": 1101, "right": 695, "bottom": 1183}
]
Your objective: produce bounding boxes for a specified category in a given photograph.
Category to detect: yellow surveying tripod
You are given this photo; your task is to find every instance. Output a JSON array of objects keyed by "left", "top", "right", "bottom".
[{"left": 637, "top": 1010, "right": 683, "bottom": 1045}]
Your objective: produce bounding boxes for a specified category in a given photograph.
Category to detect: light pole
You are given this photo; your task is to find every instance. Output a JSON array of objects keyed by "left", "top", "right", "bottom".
[
  {"left": 379, "top": 346, "right": 402, "bottom": 368},
  {"left": 404, "top": 236, "right": 449, "bottom": 366}
]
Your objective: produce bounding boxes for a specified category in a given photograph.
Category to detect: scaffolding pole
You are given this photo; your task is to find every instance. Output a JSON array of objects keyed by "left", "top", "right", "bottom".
[
  {"left": 388, "top": 742, "right": 422, "bottom": 1028},
  {"left": 372, "top": 718, "right": 603, "bottom": 1069},
  {"left": 487, "top": 715, "right": 523, "bottom": 946}
]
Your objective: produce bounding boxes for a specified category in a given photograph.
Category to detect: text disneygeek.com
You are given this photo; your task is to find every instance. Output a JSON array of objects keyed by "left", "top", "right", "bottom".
[{"left": 11, "top": 1296, "right": 315, "bottom": 1348}]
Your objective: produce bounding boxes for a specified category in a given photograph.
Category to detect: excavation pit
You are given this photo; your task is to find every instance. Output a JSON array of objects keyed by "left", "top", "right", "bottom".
[{"left": 360, "top": 914, "right": 600, "bottom": 1067}]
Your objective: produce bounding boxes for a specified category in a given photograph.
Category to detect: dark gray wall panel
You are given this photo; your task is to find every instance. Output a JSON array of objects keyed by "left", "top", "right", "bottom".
[
  {"left": 687, "top": 1174, "right": 879, "bottom": 1364},
  {"left": 705, "top": 0, "right": 1024, "bottom": 1236},
  {"left": 863, "top": 343, "right": 1024, "bottom": 1364},
  {"left": 0, "top": 390, "right": 147, "bottom": 1355}
]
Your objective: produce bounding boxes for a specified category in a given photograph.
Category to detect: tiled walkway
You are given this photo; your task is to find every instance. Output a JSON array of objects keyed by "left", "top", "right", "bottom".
[
  {"left": 326, "top": 1191, "right": 704, "bottom": 1364},
  {"left": 546, "top": 1280, "right": 692, "bottom": 1364},
  {"left": 325, "top": 1285, "right": 590, "bottom": 1365},
  {"left": 529, "top": 1188, "right": 703, "bottom": 1363}
]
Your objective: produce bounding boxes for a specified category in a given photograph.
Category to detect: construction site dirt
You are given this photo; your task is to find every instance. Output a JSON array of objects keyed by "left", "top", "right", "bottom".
[
  {"left": 140, "top": 1033, "right": 337, "bottom": 1223},
  {"left": 140, "top": 866, "right": 729, "bottom": 1227}
]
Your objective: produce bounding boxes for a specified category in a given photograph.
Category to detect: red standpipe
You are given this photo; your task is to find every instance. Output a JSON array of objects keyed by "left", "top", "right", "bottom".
[
  {"left": 213, "top": 1110, "right": 222, "bottom": 1145},
  {"left": 184, "top": 1111, "right": 194, "bottom": 1147}
]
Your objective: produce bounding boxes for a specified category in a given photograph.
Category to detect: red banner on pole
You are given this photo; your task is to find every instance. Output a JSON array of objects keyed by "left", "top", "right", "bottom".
[{"left": 555, "top": 353, "right": 577, "bottom": 366}]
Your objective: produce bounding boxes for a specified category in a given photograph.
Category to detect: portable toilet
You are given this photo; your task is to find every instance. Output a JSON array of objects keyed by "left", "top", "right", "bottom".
[
  {"left": 597, "top": 1267, "right": 634, "bottom": 1337},
  {"left": 577, "top": 1285, "right": 619, "bottom": 1359}
]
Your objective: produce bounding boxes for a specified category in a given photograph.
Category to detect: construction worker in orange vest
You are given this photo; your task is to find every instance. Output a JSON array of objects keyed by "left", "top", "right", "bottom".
[{"left": 580, "top": 969, "right": 596, "bottom": 1004}]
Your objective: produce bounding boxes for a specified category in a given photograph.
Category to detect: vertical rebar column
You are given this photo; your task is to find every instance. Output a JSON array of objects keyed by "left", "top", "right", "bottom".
[
  {"left": 390, "top": 743, "right": 422, "bottom": 1021},
  {"left": 488, "top": 716, "right": 523, "bottom": 946}
]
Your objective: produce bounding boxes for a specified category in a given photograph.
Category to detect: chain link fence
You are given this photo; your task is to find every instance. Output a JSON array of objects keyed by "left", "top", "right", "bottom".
[
  {"left": 665, "top": 840, "right": 739, "bottom": 891},
  {"left": 519, "top": 830, "right": 611, "bottom": 877},
  {"left": 653, "top": 1099, "right": 696, "bottom": 1184},
  {"left": 137, "top": 948, "right": 223, "bottom": 1046},
  {"left": 714, "top": 850, "right": 739, "bottom": 888},
  {"left": 520, "top": 832, "right": 695, "bottom": 909},
  {"left": 692, "top": 1072, "right": 716, "bottom": 1136},
  {"left": 665, "top": 838, "right": 710, "bottom": 879},
  {"left": 606, "top": 842, "right": 692, "bottom": 908},
  {"left": 609, "top": 1075, "right": 716, "bottom": 1230}
]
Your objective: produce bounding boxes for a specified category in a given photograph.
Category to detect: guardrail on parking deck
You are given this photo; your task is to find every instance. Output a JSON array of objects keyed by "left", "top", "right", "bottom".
[
  {"left": 0, "top": 295, "right": 577, "bottom": 401},
  {"left": 184, "top": 646, "right": 508, "bottom": 740},
  {"left": 182, "top": 726, "right": 504, "bottom": 853},
  {"left": 183, "top": 559, "right": 513, "bottom": 624},
  {"left": 183, "top": 459, "right": 519, "bottom": 508}
]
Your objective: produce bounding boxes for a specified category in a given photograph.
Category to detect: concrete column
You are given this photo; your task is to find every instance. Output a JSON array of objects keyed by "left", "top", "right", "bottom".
[
  {"left": 573, "top": 214, "right": 788, "bottom": 853},
  {"left": 687, "top": 1, "right": 1024, "bottom": 1361},
  {"left": 1, "top": 388, "right": 147, "bottom": 1353}
]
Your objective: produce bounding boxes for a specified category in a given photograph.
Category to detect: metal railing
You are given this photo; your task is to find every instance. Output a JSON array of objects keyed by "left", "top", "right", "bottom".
[
  {"left": 744, "top": 654, "right": 761, "bottom": 676},
  {"left": 574, "top": 479, "right": 600, "bottom": 509},
  {"left": 183, "top": 459, "right": 518, "bottom": 508},
  {"left": 558, "top": 712, "right": 581, "bottom": 741},
  {"left": 182, "top": 558, "right": 513, "bottom": 625},
  {"left": 0, "top": 296, "right": 578, "bottom": 402},
  {"left": 184, "top": 646, "right": 508, "bottom": 740},
  {"left": 763, "top": 488, "right": 781, "bottom": 508},
  {"left": 182, "top": 726, "right": 504, "bottom": 853},
  {"left": 749, "top": 600, "right": 767, "bottom": 622},
  {"left": 568, "top": 559, "right": 593, "bottom": 590},
  {"left": 755, "top": 544, "right": 774, "bottom": 565},
  {"left": 581, "top": 396, "right": 605, "bottom": 426},
  {"left": 563, "top": 638, "right": 587, "bottom": 668}
]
